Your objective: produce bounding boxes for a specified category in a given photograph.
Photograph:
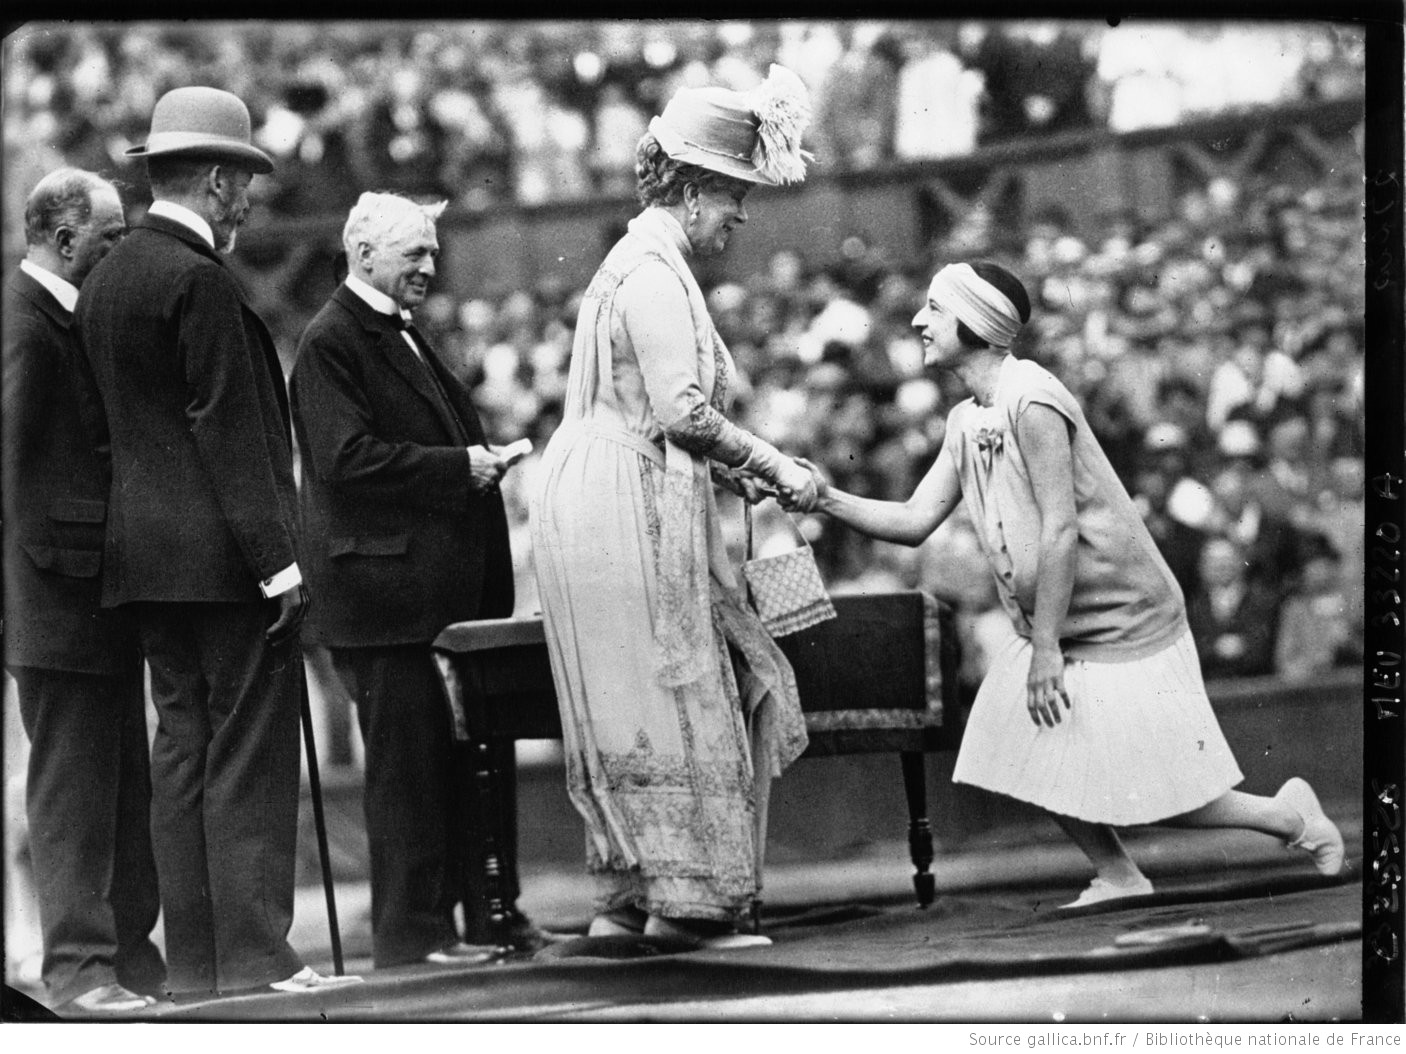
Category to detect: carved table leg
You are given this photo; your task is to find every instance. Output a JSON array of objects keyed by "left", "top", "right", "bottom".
[
  {"left": 471, "top": 738, "right": 514, "bottom": 954},
  {"left": 900, "top": 750, "right": 935, "bottom": 908}
]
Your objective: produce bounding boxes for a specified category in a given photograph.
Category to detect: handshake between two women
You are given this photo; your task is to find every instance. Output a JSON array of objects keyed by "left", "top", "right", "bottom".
[{"left": 717, "top": 455, "right": 828, "bottom": 514}]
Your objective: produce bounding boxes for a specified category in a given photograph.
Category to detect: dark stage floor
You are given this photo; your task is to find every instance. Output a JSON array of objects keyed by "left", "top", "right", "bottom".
[{"left": 26, "top": 807, "right": 1358, "bottom": 1024}]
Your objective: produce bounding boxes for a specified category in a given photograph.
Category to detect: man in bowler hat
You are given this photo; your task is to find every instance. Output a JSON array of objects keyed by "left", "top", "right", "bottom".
[
  {"left": 74, "top": 86, "right": 357, "bottom": 996},
  {"left": 291, "top": 192, "right": 534, "bottom": 966},
  {"left": 3, "top": 168, "right": 165, "bottom": 1015}
]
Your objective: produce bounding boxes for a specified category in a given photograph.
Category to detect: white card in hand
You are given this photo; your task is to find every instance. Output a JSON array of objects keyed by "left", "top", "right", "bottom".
[{"left": 500, "top": 438, "right": 533, "bottom": 466}]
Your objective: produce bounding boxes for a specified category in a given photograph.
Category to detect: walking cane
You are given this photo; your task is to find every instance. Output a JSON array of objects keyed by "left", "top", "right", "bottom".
[{"left": 298, "top": 674, "right": 345, "bottom": 976}]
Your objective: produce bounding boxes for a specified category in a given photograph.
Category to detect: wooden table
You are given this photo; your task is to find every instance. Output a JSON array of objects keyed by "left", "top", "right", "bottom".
[{"left": 432, "top": 590, "right": 962, "bottom": 946}]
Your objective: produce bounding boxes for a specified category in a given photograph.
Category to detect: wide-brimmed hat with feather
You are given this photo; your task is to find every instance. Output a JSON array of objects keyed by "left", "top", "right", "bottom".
[{"left": 647, "top": 64, "right": 814, "bottom": 186}]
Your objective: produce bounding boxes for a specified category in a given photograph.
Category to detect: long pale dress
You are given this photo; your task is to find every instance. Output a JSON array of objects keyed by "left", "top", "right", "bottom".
[{"left": 529, "top": 209, "right": 806, "bottom": 922}]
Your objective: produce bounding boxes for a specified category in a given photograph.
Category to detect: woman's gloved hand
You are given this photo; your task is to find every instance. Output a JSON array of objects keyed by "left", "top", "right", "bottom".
[
  {"left": 743, "top": 436, "right": 817, "bottom": 510},
  {"left": 773, "top": 456, "right": 818, "bottom": 511}
]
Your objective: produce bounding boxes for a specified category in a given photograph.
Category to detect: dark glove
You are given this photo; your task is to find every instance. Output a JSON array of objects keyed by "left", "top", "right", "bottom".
[{"left": 267, "top": 583, "right": 311, "bottom": 646}]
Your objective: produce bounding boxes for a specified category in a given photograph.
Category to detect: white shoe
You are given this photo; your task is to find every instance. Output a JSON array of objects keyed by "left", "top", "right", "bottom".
[
  {"left": 698, "top": 932, "right": 773, "bottom": 950},
  {"left": 1277, "top": 777, "right": 1346, "bottom": 876},
  {"left": 269, "top": 967, "right": 364, "bottom": 992},
  {"left": 644, "top": 914, "right": 772, "bottom": 949},
  {"left": 587, "top": 908, "right": 647, "bottom": 937},
  {"left": 64, "top": 983, "right": 156, "bottom": 1015},
  {"left": 1059, "top": 875, "right": 1154, "bottom": 910},
  {"left": 423, "top": 941, "right": 497, "bottom": 965}
]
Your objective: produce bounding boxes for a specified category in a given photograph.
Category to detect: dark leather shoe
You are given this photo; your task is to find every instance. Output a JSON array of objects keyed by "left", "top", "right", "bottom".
[
  {"left": 505, "top": 911, "right": 573, "bottom": 950},
  {"left": 64, "top": 983, "right": 156, "bottom": 1015}
]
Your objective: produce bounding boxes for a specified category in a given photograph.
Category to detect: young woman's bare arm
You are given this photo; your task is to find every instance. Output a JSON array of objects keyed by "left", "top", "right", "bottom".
[
  {"left": 801, "top": 442, "right": 963, "bottom": 547},
  {"left": 1019, "top": 403, "right": 1079, "bottom": 728}
]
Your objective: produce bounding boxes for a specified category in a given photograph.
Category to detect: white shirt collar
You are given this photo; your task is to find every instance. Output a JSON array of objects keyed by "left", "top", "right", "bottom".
[
  {"left": 147, "top": 200, "right": 215, "bottom": 250},
  {"left": 345, "top": 272, "right": 409, "bottom": 323},
  {"left": 19, "top": 259, "right": 79, "bottom": 313}
]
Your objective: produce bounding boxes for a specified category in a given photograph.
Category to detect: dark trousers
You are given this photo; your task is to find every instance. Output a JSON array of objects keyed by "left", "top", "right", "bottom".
[
  {"left": 332, "top": 644, "right": 521, "bottom": 966},
  {"left": 135, "top": 601, "right": 304, "bottom": 995},
  {"left": 13, "top": 662, "right": 165, "bottom": 1006}
]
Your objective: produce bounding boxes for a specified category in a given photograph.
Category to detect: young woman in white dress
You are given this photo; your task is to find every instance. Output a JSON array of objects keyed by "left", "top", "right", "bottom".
[{"left": 789, "top": 260, "right": 1345, "bottom": 907}]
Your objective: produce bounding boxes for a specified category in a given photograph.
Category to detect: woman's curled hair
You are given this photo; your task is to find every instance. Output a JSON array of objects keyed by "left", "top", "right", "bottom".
[{"left": 634, "top": 133, "right": 733, "bottom": 208}]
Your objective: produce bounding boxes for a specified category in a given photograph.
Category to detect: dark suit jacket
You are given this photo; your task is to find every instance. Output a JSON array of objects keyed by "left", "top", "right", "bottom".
[
  {"left": 74, "top": 214, "right": 299, "bottom": 605},
  {"left": 290, "top": 285, "right": 512, "bottom": 648},
  {"left": 3, "top": 268, "right": 137, "bottom": 672}
]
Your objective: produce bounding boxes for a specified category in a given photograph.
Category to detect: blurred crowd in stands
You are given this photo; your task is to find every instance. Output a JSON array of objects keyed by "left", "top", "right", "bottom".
[
  {"left": 406, "top": 162, "right": 1365, "bottom": 695},
  {"left": 2, "top": 20, "right": 1366, "bottom": 693},
  {"left": 5, "top": 19, "right": 1364, "bottom": 221}
]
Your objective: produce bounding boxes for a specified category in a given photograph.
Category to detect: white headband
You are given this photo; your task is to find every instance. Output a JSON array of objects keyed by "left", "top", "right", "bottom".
[{"left": 928, "top": 263, "right": 1022, "bottom": 349}]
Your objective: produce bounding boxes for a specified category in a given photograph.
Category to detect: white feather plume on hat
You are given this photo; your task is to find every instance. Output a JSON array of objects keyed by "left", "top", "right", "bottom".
[{"left": 747, "top": 64, "right": 814, "bottom": 185}]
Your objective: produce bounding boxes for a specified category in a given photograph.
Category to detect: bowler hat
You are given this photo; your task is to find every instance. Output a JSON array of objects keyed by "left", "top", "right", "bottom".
[
  {"left": 648, "top": 65, "right": 812, "bottom": 186},
  {"left": 126, "top": 86, "right": 274, "bottom": 174}
]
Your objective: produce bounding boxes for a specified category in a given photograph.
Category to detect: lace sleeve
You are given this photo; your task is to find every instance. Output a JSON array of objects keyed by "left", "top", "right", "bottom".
[
  {"left": 663, "top": 399, "right": 754, "bottom": 465},
  {"left": 618, "top": 262, "right": 757, "bottom": 466}
]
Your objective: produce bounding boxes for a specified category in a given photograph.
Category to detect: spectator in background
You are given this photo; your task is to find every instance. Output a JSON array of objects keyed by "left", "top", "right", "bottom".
[
  {"left": 813, "top": 26, "right": 902, "bottom": 170},
  {"left": 775, "top": 21, "right": 844, "bottom": 109},
  {"left": 1131, "top": 425, "right": 1211, "bottom": 595},
  {"left": 428, "top": 77, "right": 514, "bottom": 212},
  {"left": 1308, "top": 454, "right": 1365, "bottom": 641},
  {"left": 1206, "top": 315, "right": 1285, "bottom": 431},
  {"left": 1274, "top": 532, "right": 1356, "bottom": 682},
  {"left": 1259, "top": 409, "right": 1320, "bottom": 524},
  {"left": 1303, "top": 371, "right": 1362, "bottom": 465},
  {"left": 1154, "top": 374, "right": 1215, "bottom": 468},
  {"left": 1206, "top": 429, "right": 1305, "bottom": 596},
  {"left": 1187, "top": 535, "right": 1280, "bottom": 679},
  {"left": 967, "top": 21, "right": 1096, "bottom": 144},
  {"left": 893, "top": 29, "right": 982, "bottom": 160},
  {"left": 590, "top": 83, "right": 648, "bottom": 196},
  {"left": 1093, "top": 22, "right": 1192, "bottom": 132}
]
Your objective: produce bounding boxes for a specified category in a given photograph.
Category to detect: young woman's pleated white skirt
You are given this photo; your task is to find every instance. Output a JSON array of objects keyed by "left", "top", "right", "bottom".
[{"left": 951, "top": 626, "right": 1244, "bottom": 826}]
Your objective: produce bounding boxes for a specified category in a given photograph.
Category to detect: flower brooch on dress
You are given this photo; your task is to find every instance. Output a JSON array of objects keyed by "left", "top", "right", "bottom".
[
  {"left": 973, "top": 424, "right": 1006, "bottom": 470},
  {"left": 974, "top": 426, "right": 1005, "bottom": 454}
]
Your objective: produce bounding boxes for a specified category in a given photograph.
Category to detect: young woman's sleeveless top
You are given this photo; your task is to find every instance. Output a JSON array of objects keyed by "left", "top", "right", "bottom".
[{"left": 945, "top": 355, "right": 1187, "bottom": 662}]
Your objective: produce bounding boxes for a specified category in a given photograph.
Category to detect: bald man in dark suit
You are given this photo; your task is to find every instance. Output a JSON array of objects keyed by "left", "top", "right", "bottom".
[{"left": 3, "top": 168, "right": 164, "bottom": 1016}]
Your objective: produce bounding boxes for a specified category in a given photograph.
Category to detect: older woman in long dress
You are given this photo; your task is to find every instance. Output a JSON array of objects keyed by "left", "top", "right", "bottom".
[{"left": 529, "top": 67, "right": 816, "bottom": 947}]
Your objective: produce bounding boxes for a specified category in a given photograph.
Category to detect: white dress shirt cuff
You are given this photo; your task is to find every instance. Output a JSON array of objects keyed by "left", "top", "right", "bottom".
[{"left": 259, "top": 563, "right": 303, "bottom": 598}]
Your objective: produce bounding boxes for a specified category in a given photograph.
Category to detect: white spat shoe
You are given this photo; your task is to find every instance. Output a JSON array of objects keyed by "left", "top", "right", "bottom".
[
  {"left": 644, "top": 914, "right": 772, "bottom": 949},
  {"left": 1277, "top": 777, "right": 1346, "bottom": 877},
  {"left": 1059, "top": 874, "right": 1154, "bottom": 910}
]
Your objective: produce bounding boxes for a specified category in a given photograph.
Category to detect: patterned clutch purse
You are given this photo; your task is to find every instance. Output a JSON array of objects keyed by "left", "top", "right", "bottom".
[{"left": 742, "top": 504, "right": 837, "bottom": 638}]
